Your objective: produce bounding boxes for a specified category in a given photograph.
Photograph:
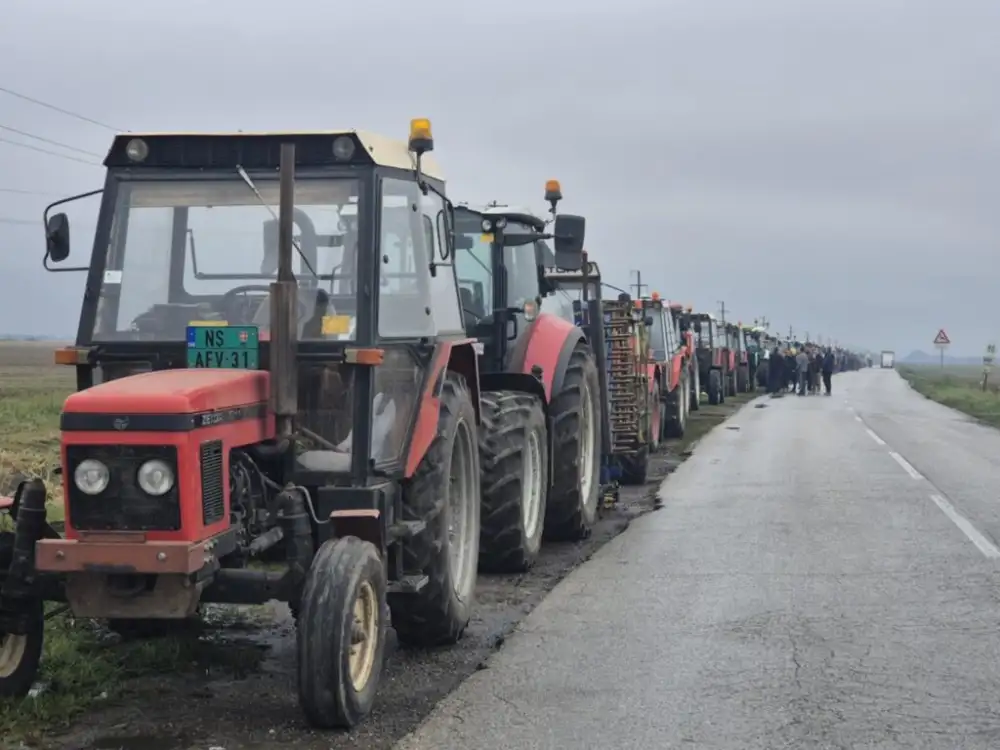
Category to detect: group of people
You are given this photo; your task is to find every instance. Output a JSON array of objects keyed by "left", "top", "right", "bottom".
[{"left": 766, "top": 344, "right": 837, "bottom": 396}]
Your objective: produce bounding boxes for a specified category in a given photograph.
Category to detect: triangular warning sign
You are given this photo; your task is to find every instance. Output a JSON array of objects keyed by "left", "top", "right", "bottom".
[{"left": 933, "top": 329, "right": 951, "bottom": 346}]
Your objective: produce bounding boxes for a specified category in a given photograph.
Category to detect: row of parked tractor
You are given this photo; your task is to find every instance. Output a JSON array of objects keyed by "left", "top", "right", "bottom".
[{"left": 0, "top": 120, "right": 781, "bottom": 733}]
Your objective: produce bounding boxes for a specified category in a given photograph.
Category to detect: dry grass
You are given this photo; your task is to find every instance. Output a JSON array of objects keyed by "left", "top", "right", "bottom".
[{"left": 897, "top": 363, "right": 1000, "bottom": 427}]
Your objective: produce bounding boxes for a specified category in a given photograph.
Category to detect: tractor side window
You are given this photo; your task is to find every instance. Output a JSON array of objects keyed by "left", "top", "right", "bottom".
[
  {"left": 421, "top": 191, "right": 465, "bottom": 335},
  {"left": 503, "top": 221, "right": 542, "bottom": 310},
  {"left": 662, "top": 310, "right": 675, "bottom": 353},
  {"left": 378, "top": 179, "right": 433, "bottom": 338},
  {"left": 454, "top": 235, "right": 491, "bottom": 321}
]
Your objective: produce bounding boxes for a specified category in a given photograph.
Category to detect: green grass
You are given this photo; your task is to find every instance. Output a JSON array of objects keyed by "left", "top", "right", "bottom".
[
  {"left": 897, "top": 364, "right": 1000, "bottom": 427},
  {"left": 0, "top": 343, "right": 267, "bottom": 743}
]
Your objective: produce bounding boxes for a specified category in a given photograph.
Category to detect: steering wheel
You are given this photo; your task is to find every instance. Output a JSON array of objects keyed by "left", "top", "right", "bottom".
[{"left": 221, "top": 285, "right": 310, "bottom": 324}]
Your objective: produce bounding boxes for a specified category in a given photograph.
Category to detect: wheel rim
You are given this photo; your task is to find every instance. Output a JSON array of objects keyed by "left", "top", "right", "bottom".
[
  {"left": 522, "top": 427, "right": 543, "bottom": 539},
  {"left": 447, "top": 416, "right": 477, "bottom": 598},
  {"left": 0, "top": 631, "right": 27, "bottom": 679},
  {"left": 348, "top": 580, "right": 379, "bottom": 692},
  {"left": 579, "top": 377, "right": 597, "bottom": 501}
]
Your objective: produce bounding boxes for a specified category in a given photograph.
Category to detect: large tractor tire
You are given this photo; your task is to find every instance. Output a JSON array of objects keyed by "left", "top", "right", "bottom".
[
  {"left": 737, "top": 365, "right": 749, "bottom": 393},
  {"left": 708, "top": 369, "right": 723, "bottom": 405},
  {"left": 477, "top": 390, "right": 548, "bottom": 573},
  {"left": 0, "top": 532, "right": 44, "bottom": 698},
  {"left": 689, "top": 366, "right": 701, "bottom": 412},
  {"left": 664, "top": 377, "right": 687, "bottom": 439},
  {"left": 619, "top": 444, "right": 649, "bottom": 485},
  {"left": 543, "top": 342, "right": 602, "bottom": 541},
  {"left": 298, "top": 536, "right": 387, "bottom": 728},
  {"left": 391, "top": 372, "right": 480, "bottom": 648}
]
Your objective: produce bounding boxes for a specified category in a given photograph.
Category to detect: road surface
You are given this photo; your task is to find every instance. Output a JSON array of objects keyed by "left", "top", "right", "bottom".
[{"left": 397, "top": 369, "right": 1000, "bottom": 750}]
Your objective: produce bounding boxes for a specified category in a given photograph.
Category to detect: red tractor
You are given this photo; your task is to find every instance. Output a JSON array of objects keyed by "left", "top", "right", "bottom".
[
  {"left": 688, "top": 312, "right": 731, "bottom": 405},
  {"left": 452, "top": 185, "right": 595, "bottom": 573},
  {"left": 637, "top": 294, "right": 692, "bottom": 441},
  {"left": 0, "top": 121, "right": 543, "bottom": 729}
]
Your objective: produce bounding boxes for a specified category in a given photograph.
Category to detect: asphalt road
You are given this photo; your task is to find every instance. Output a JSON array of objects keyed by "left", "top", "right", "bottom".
[{"left": 397, "top": 369, "right": 1000, "bottom": 750}]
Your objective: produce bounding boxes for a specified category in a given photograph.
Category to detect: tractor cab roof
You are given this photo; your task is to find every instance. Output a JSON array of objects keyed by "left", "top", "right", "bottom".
[
  {"left": 103, "top": 129, "right": 444, "bottom": 180},
  {"left": 457, "top": 203, "right": 547, "bottom": 232}
]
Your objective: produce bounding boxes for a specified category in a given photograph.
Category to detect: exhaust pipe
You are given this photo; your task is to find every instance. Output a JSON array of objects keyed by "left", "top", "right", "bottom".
[{"left": 270, "top": 143, "right": 299, "bottom": 439}]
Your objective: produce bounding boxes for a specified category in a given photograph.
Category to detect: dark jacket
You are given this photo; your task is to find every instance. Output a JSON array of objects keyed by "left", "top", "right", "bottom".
[{"left": 822, "top": 351, "right": 835, "bottom": 373}]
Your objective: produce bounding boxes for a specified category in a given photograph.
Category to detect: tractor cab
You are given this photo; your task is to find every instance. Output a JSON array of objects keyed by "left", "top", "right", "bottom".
[{"left": 20, "top": 121, "right": 484, "bottom": 727}]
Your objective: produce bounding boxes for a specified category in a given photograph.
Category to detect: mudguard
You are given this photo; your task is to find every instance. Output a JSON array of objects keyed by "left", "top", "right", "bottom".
[
  {"left": 668, "top": 353, "right": 684, "bottom": 391},
  {"left": 646, "top": 363, "right": 658, "bottom": 395},
  {"left": 509, "top": 313, "right": 586, "bottom": 401},
  {"left": 403, "top": 339, "right": 481, "bottom": 478}
]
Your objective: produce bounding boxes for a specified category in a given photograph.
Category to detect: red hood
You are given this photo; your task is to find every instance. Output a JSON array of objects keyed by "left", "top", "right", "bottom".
[{"left": 62, "top": 369, "right": 270, "bottom": 415}]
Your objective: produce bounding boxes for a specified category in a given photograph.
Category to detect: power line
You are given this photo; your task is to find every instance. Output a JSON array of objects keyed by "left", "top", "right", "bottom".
[
  {"left": 0, "top": 123, "right": 103, "bottom": 158},
  {"left": 0, "top": 135, "right": 101, "bottom": 166},
  {"left": 0, "top": 187, "right": 59, "bottom": 196},
  {"left": 0, "top": 85, "right": 120, "bottom": 131},
  {"left": 0, "top": 217, "right": 37, "bottom": 226}
]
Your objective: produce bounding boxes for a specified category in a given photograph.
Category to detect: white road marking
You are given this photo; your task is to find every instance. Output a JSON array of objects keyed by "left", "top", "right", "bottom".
[
  {"left": 865, "top": 428, "right": 886, "bottom": 446},
  {"left": 929, "top": 493, "right": 1000, "bottom": 559},
  {"left": 889, "top": 451, "right": 923, "bottom": 480},
  {"left": 854, "top": 415, "right": 863, "bottom": 422}
]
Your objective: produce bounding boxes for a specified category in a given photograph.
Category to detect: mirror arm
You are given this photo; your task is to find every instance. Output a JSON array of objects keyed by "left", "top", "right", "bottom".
[{"left": 42, "top": 188, "right": 103, "bottom": 274}]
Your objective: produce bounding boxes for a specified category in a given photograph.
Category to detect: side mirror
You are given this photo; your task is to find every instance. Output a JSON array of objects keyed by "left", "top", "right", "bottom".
[
  {"left": 693, "top": 321, "right": 702, "bottom": 333},
  {"left": 45, "top": 213, "right": 71, "bottom": 263},
  {"left": 454, "top": 233, "right": 475, "bottom": 250},
  {"left": 552, "top": 214, "right": 585, "bottom": 271},
  {"left": 644, "top": 316, "right": 654, "bottom": 327}
]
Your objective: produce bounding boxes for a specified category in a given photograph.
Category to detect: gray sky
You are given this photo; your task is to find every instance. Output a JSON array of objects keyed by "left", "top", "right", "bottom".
[{"left": 1, "top": 0, "right": 998, "bottom": 354}]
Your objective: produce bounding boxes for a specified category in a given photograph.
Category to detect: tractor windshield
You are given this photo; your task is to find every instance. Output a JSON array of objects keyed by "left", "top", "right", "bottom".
[
  {"left": 90, "top": 177, "right": 360, "bottom": 342},
  {"left": 648, "top": 310, "right": 668, "bottom": 360},
  {"left": 453, "top": 210, "right": 539, "bottom": 320}
]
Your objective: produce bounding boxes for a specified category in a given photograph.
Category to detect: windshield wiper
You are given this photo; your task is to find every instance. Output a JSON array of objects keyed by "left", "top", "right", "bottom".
[{"left": 235, "top": 164, "right": 318, "bottom": 278}]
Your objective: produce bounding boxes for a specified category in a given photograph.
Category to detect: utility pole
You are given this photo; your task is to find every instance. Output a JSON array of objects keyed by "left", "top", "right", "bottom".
[
  {"left": 630, "top": 269, "right": 647, "bottom": 300},
  {"left": 718, "top": 300, "right": 727, "bottom": 326},
  {"left": 759, "top": 316, "right": 769, "bottom": 329},
  {"left": 788, "top": 325, "right": 794, "bottom": 343}
]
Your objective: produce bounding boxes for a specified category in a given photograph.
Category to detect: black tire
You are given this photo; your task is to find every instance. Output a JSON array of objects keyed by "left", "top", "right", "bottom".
[
  {"left": 478, "top": 390, "right": 548, "bottom": 573},
  {"left": 297, "top": 536, "right": 387, "bottom": 729},
  {"left": 0, "top": 532, "right": 44, "bottom": 698},
  {"left": 664, "top": 378, "right": 686, "bottom": 439},
  {"left": 737, "top": 365, "right": 749, "bottom": 393},
  {"left": 543, "top": 342, "right": 602, "bottom": 542},
  {"left": 708, "top": 369, "right": 722, "bottom": 405},
  {"left": 648, "top": 382, "right": 662, "bottom": 453},
  {"left": 689, "top": 365, "right": 701, "bottom": 412},
  {"left": 619, "top": 445, "right": 649, "bottom": 485},
  {"left": 391, "top": 371, "right": 480, "bottom": 647}
]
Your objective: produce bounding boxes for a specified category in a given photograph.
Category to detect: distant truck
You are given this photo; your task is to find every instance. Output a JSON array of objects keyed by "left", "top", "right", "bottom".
[{"left": 880, "top": 350, "right": 895, "bottom": 368}]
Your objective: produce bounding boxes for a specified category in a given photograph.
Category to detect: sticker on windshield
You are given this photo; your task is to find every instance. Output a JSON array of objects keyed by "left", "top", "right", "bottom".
[
  {"left": 321, "top": 315, "right": 353, "bottom": 336},
  {"left": 103, "top": 270, "right": 123, "bottom": 284}
]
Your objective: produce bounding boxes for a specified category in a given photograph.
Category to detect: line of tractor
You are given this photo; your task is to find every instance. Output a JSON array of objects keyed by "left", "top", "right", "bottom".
[{"left": 0, "top": 119, "right": 782, "bottom": 730}]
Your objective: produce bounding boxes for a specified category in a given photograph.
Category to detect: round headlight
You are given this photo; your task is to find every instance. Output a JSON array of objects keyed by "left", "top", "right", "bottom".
[
  {"left": 137, "top": 459, "right": 174, "bottom": 496},
  {"left": 125, "top": 138, "right": 149, "bottom": 163},
  {"left": 495, "top": 217, "right": 507, "bottom": 229},
  {"left": 332, "top": 136, "right": 355, "bottom": 161},
  {"left": 74, "top": 459, "right": 110, "bottom": 496},
  {"left": 481, "top": 218, "right": 492, "bottom": 232}
]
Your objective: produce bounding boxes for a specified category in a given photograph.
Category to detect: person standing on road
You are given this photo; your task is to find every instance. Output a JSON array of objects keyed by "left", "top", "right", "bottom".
[
  {"left": 795, "top": 348, "right": 809, "bottom": 396},
  {"left": 822, "top": 347, "right": 835, "bottom": 395},
  {"left": 769, "top": 346, "right": 785, "bottom": 394}
]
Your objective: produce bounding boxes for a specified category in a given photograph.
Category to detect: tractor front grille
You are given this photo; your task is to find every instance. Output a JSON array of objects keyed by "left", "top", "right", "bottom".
[
  {"left": 65, "top": 445, "right": 180, "bottom": 531},
  {"left": 199, "top": 440, "right": 226, "bottom": 525}
]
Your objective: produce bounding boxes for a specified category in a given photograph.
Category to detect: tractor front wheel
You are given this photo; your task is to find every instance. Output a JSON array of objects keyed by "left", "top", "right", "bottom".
[
  {"left": 391, "top": 371, "right": 480, "bottom": 647},
  {"left": 0, "top": 532, "right": 43, "bottom": 698},
  {"left": 477, "top": 390, "right": 548, "bottom": 573},
  {"left": 664, "top": 379, "right": 687, "bottom": 439},
  {"left": 689, "top": 365, "right": 701, "bottom": 412},
  {"left": 297, "top": 536, "right": 387, "bottom": 729},
  {"left": 649, "top": 382, "right": 663, "bottom": 452},
  {"left": 708, "top": 369, "right": 723, "bottom": 405}
]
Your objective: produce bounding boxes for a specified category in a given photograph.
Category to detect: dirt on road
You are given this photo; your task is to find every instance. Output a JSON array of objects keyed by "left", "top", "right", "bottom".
[{"left": 12, "top": 394, "right": 754, "bottom": 750}]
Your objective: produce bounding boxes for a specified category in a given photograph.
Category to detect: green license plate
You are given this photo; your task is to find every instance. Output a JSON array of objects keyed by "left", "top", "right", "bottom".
[{"left": 186, "top": 325, "right": 260, "bottom": 369}]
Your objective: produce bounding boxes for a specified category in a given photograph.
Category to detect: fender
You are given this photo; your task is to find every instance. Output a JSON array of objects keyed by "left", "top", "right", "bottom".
[
  {"left": 404, "top": 339, "right": 481, "bottom": 478},
  {"left": 647, "top": 363, "right": 658, "bottom": 396},
  {"left": 669, "top": 353, "right": 683, "bottom": 391},
  {"left": 511, "top": 313, "right": 585, "bottom": 401},
  {"left": 479, "top": 371, "right": 547, "bottom": 407}
]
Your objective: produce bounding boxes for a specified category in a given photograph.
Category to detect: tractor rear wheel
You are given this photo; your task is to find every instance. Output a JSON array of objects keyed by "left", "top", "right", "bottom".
[
  {"left": 544, "top": 342, "right": 602, "bottom": 541},
  {"left": 649, "top": 382, "right": 663, "bottom": 452},
  {"left": 737, "top": 365, "right": 749, "bottom": 393},
  {"left": 708, "top": 369, "right": 723, "bottom": 405},
  {"left": 689, "top": 365, "right": 701, "bottom": 412},
  {"left": 298, "top": 536, "right": 387, "bottom": 729},
  {"left": 391, "top": 372, "right": 480, "bottom": 647},
  {"left": 664, "top": 378, "right": 687, "bottom": 439},
  {"left": 0, "top": 532, "right": 43, "bottom": 698},
  {"left": 477, "top": 390, "right": 548, "bottom": 573}
]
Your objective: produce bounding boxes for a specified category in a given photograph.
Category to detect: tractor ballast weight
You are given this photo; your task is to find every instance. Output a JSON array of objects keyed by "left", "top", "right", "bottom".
[
  {"left": 452, "top": 187, "right": 599, "bottom": 573},
  {"left": 1, "top": 122, "right": 485, "bottom": 729}
]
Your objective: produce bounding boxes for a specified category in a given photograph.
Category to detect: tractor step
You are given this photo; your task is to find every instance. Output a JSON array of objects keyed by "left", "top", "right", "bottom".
[
  {"left": 387, "top": 574, "right": 429, "bottom": 595},
  {"left": 388, "top": 520, "right": 426, "bottom": 541}
]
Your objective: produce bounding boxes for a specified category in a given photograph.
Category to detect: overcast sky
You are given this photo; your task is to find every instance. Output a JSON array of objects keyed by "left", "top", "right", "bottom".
[{"left": 1, "top": 0, "right": 997, "bottom": 354}]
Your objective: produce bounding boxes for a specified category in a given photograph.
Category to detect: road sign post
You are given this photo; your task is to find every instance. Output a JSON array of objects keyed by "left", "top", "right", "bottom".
[
  {"left": 932, "top": 329, "right": 951, "bottom": 369},
  {"left": 983, "top": 343, "right": 996, "bottom": 391}
]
